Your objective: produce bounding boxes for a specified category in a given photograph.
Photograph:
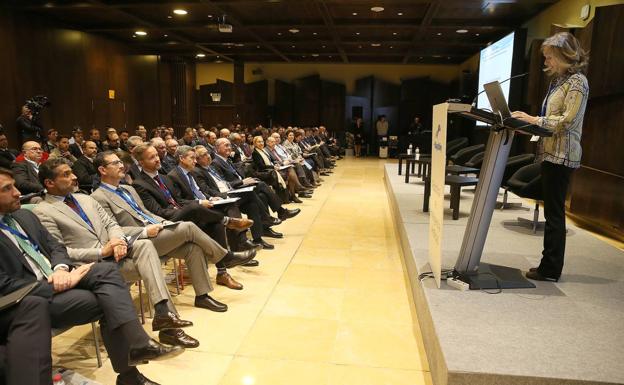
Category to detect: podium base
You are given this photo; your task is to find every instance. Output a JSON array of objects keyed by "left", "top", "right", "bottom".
[{"left": 458, "top": 263, "right": 536, "bottom": 290}]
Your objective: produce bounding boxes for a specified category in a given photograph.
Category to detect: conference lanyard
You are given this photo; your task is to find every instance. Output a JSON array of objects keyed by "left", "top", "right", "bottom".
[
  {"left": 65, "top": 196, "right": 94, "bottom": 230},
  {"left": 99, "top": 184, "right": 159, "bottom": 224},
  {"left": 0, "top": 222, "right": 42, "bottom": 253}
]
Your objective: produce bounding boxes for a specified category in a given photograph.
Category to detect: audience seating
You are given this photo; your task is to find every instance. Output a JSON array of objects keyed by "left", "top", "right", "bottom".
[
  {"left": 52, "top": 323, "right": 103, "bottom": 368},
  {"left": 465, "top": 151, "right": 485, "bottom": 169},
  {"left": 449, "top": 144, "right": 485, "bottom": 166},
  {"left": 505, "top": 162, "right": 544, "bottom": 233},
  {"left": 445, "top": 137, "right": 469, "bottom": 157}
]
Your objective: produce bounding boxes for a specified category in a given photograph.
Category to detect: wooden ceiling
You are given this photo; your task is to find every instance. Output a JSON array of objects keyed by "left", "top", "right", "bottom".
[{"left": 8, "top": 0, "right": 559, "bottom": 64}]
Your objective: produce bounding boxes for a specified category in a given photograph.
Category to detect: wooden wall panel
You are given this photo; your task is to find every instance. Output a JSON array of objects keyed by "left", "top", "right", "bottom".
[
  {"left": 321, "top": 80, "right": 346, "bottom": 132},
  {"left": 244, "top": 80, "right": 269, "bottom": 127},
  {"left": 294, "top": 75, "right": 321, "bottom": 127},
  {"left": 0, "top": 8, "right": 163, "bottom": 146},
  {"left": 274, "top": 80, "right": 294, "bottom": 126}
]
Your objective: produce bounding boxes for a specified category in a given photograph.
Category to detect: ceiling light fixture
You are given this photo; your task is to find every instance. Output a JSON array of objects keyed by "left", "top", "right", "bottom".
[
  {"left": 277, "top": 32, "right": 282, "bottom": 35},
  {"left": 437, "top": 32, "right": 442, "bottom": 36},
  {"left": 456, "top": 29, "right": 468, "bottom": 34},
  {"left": 390, "top": 46, "right": 393, "bottom": 49},
  {"left": 313, "top": 32, "right": 317, "bottom": 35},
  {"left": 167, "top": 15, "right": 172, "bottom": 19},
  {"left": 291, "top": 45, "right": 296, "bottom": 48},
  {"left": 207, "top": 14, "right": 213, "bottom": 18},
  {"left": 289, "top": 28, "right": 300, "bottom": 34},
  {"left": 393, "top": 32, "right": 397, "bottom": 35},
  {"left": 312, "top": 53, "right": 319, "bottom": 57},
  {"left": 371, "top": 43, "right": 381, "bottom": 47},
  {"left": 196, "top": 53, "right": 206, "bottom": 58},
  {"left": 164, "top": 34, "right": 168, "bottom": 37},
  {"left": 355, "top": 32, "right": 360, "bottom": 35},
  {"left": 397, "top": 12, "right": 403, "bottom": 16},
  {"left": 322, "top": 45, "right": 326, "bottom": 48},
  {"left": 371, "top": 6, "right": 384, "bottom": 12},
  {"left": 135, "top": 30, "right": 147, "bottom": 36},
  {"left": 352, "top": 12, "right": 358, "bottom": 16},
  {"left": 173, "top": 9, "right": 187, "bottom": 15},
  {"left": 475, "top": 33, "right": 480, "bottom": 36}
]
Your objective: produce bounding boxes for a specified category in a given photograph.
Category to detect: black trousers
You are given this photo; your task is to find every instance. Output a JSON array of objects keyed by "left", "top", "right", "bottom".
[
  {"left": 0, "top": 296, "right": 51, "bottom": 385},
  {"left": 538, "top": 161, "right": 574, "bottom": 279},
  {"left": 170, "top": 203, "right": 227, "bottom": 248}
]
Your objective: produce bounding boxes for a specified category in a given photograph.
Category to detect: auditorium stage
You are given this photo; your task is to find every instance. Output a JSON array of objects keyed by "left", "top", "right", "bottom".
[{"left": 385, "top": 164, "right": 624, "bottom": 385}]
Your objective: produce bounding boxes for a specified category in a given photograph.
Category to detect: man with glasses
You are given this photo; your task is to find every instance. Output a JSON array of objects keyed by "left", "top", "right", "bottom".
[{"left": 11, "top": 141, "right": 44, "bottom": 203}]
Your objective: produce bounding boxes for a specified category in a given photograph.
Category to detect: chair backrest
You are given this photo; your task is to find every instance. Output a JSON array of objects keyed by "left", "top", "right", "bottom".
[
  {"left": 507, "top": 162, "right": 542, "bottom": 200},
  {"left": 465, "top": 151, "right": 485, "bottom": 168},
  {"left": 449, "top": 144, "right": 485, "bottom": 166},
  {"left": 446, "top": 137, "right": 469, "bottom": 156},
  {"left": 502, "top": 153, "right": 536, "bottom": 186}
]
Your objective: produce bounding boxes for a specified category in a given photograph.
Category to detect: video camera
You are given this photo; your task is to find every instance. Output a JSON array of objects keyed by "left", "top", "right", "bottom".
[{"left": 25, "top": 95, "right": 51, "bottom": 117}]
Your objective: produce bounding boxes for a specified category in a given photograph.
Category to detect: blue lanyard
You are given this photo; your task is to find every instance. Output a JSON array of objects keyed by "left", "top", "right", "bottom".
[
  {"left": 0, "top": 221, "right": 42, "bottom": 253},
  {"left": 154, "top": 175, "right": 174, "bottom": 200},
  {"left": 100, "top": 185, "right": 159, "bottom": 224},
  {"left": 66, "top": 195, "right": 94, "bottom": 230}
]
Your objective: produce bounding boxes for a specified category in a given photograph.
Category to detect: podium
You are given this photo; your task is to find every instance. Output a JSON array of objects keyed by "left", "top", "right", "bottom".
[{"left": 446, "top": 102, "right": 552, "bottom": 289}]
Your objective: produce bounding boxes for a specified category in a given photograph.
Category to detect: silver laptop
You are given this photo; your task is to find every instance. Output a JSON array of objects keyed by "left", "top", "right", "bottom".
[{"left": 483, "top": 81, "right": 512, "bottom": 120}]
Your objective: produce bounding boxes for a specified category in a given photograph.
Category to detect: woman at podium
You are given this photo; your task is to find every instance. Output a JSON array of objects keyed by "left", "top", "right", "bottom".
[{"left": 511, "top": 32, "right": 589, "bottom": 282}]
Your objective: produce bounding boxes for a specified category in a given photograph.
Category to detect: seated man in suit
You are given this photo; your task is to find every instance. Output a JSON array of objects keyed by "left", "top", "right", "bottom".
[
  {"left": 92, "top": 150, "right": 255, "bottom": 298},
  {"left": 10, "top": 141, "right": 44, "bottom": 203},
  {"left": 0, "top": 132, "right": 18, "bottom": 169},
  {"left": 32, "top": 158, "right": 197, "bottom": 347},
  {"left": 0, "top": 167, "right": 182, "bottom": 385},
  {"left": 48, "top": 135, "right": 77, "bottom": 165},
  {"left": 193, "top": 145, "right": 283, "bottom": 241},
  {"left": 168, "top": 145, "right": 272, "bottom": 251},
  {"left": 71, "top": 140, "right": 98, "bottom": 193},
  {"left": 68, "top": 127, "right": 84, "bottom": 158},
  {"left": 211, "top": 138, "right": 300, "bottom": 222},
  {"left": 151, "top": 137, "right": 176, "bottom": 175}
]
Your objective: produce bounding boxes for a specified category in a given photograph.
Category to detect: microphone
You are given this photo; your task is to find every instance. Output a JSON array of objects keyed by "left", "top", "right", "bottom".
[
  {"left": 19, "top": 190, "right": 45, "bottom": 203},
  {"left": 471, "top": 72, "right": 529, "bottom": 107}
]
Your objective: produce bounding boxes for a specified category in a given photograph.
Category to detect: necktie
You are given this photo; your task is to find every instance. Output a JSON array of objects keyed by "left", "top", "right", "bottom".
[
  {"left": 153, "top": 175, "right": 182, "bottom": 208},
  {"left": 186, "top": 172, "right": 207, "bottom": 200},
  {"left": 2, "top": 215, "right": 53, "bottom": 278},
  {"left": 117, "top": 187, "right": 159, "bottom": 224},
  {"left": 64, "top": 195, "right": 94, "bottom": 229}
]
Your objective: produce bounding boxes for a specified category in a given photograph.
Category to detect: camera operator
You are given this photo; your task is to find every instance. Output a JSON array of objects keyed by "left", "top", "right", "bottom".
[{"left": 16, "top": 104, "right": 44, "bottom": 144}]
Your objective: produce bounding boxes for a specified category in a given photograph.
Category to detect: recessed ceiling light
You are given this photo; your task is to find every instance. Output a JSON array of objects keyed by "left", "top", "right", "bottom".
[
  {"left": 329, "top": 55, "right": 332, "bottom": 58},
  {"left": 257, "top": 45, "right": 261, "bottom": 48},
  {"left": 289, "top": 28, "right": 300, "bottom": 34},
  {"left": 355, "top": 32, "right": 360, "bottom": 35},
  {"left": 456, "top": 29, "right": 468, "bottom": 34},
  {"left": 322, "top": 45, "right": 326, "bottom": 48},
  {"left": 397, "top": 12, "right": 403, "bottom": 16},
  {"left": 358, "top": 45, "right": 362, "bottom": 48},
  {"left": 371, "top": 43, "right": 381, "bottom": 47},
  {"left": 393, "top": 32, "right": 397, "bottom": 35},
  {"left": 312, "top": 53, "right": 319, "bottom": 57},
  {"left": 433, "top": 55, "right": 441, "bottom": 58},
  {"left": 447, "top": 56, "right": 451, "bottom": 59},
  {"left": 277, "top": 32, "right": 282, "bottom": 35},
  {"left": 173, "top": 9, "right": 187, "bottom": 15},
  {"left": 302, "top": 55, "right": 306, "bottom": 58},
  {"left": 352, "top": 12, "right": 358, "bottom": 16},
  {"left": 475, "top": 33, "right": 480, "bottom": 36},
  {"left": 164, "top": 34, "right": 168, "bottom": 37},
  {"left": 167, "top": 15, "right": 172, "bottom": 19},
  {"left": 135, "top": 30, "right": 147, "bottom": 36},
  {"left": 196, "top": 53, "right": 206, "bottom": 58},
  {"left": 313, "top": 32, "right": 317, "bottom": 35},
  {"left": 371, "top": 6, "right": 384, "bottom": 12},
  {"left": 207, "top": 14, "right": 213, "bottom": 18},
  {"left": 437, "top": 32, "right": 442, "bottom": 36},
  {"left": 291, "top": 45, "right": 296, "bottom": 48},
  {"left": 390, "top": 46, "right": 393, "bottom": 49}
]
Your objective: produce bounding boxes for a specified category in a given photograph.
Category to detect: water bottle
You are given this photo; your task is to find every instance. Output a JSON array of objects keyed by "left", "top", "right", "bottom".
[
  {"left": 52, "top": 373, "right": 66, "bottom": 385},
  {"left": 407, "top": 144, "right": 412, "bottom": 155},
  {"left": 415, "top": 147, "right": 420, "bottom": 160}
]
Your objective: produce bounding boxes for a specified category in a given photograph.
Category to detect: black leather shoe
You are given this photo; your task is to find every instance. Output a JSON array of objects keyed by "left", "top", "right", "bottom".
[
  {"left": 298, "top": 192, "right": 312, "bottom": 198},
  {"left": 117, "top": 371, "right": 161, "bottom": 385},
  {"left": 291, "top": 196, "right": 303, "bottom": 203},
  {"left": 263, "top": 228, "right": 284, "bottom": 238},
  {"left": 239, "top": 239, "right": 263, "bottom": 251},
  {"left": 278, "top": 208, "right": 301, "bottom": 220},
  {"left": 221, "top": 249, "right": 257, "bottom": 268},
  {"left": 128, "top": 338, "right": 184, "bottom": 366},
  {"left": 525, "top": 271, "right": 559, "bottom": 282},
  {"left": 242, "top": 259, "right": 260, "bottom": 267},
  {"left": 253, "top": 239, "right": 274, "bottom": 250},
  {"left": 265, "top": 217, "right": 282, "bottom": 226},
  {"left": 529, "top": 267, "right": 538, "bottom": 272},
  {"left": 195, "top": 295, "right": 228, "bottom": 312},
  {"left": 158, "top": 329, "right": 200, "bottom": 348},
  {"left": 152, "top": 311, "right": 193, "bottom": 332}
]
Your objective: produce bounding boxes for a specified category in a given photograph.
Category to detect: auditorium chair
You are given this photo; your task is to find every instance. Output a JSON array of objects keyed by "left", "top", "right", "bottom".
[
  {"left": 465, "top": 151, "right": 485, "bottom": 169},
  {"left": 449, "top": 144, "right": 485, "bottom": 166},
  {"left": 503, "top": 162, "right": 545, "bottom": 233},
  {"left": 445, "top": 137, "right": 469, "bottom": 157}
]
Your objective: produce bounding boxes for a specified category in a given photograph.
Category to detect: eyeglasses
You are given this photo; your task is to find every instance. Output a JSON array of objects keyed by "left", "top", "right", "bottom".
[
  {"left": 27, "top": 147, "right": 42, "bottom": 152},
  {"left": 104, "top": 160, "right": 124, "bottom": 167}
]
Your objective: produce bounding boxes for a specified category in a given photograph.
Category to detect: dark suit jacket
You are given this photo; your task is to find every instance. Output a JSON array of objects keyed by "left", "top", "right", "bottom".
[
  {"left": 69, "top": 143, "right": 83, "bottom": 159},
  {"left": 252, "top": 149, "right": 275, "bottom": 171},
  {"left": 16, "top": 116, "right": 43, "bottom": 144},
  {"left": 132, "top": 171, "right": 195, "bottom": 219},
  {"left": 0, "top": 209, "right": 72, "bottom": 299},
  {"left": 211, "top": 155, "right": 245, "bottom": 188},
  {"left": 167, "top": 167, "right": 203, "bottom": 201},
  {"left": 0, "top": 148, "right": 18, "bottom": 169},
  {"left": 160, "top": 154, "right": 177, "bottom": 175},
  {"left": 192, "top": 166, "right": 228, "bottom": 198},
  {"left": 230, "top": 144, "right": 243, "bottom": 163},
  {"left": 72, "top": 156, "right": 97, "bottom": 192},
  {"left": 11, "top": 161, "right": 44, "bottom": 194}
]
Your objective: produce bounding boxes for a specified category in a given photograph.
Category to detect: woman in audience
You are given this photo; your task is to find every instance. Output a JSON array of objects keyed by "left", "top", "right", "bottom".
[
  {"left": 251, "top": 136, "right": 289, "bottom": 203},
  {"left": 511, "top": 32, "right": 589, "bottom": 282},
  {"left": 264, "top": 136, "right": 312, "bottom": 202}
]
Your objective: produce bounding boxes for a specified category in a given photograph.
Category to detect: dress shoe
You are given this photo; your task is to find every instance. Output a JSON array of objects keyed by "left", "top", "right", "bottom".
[
  {"left": 117, "top": 371, "right": 161, "bottom": 385},
  {"left": 242, "top": 259, "right": 260, "bottom": 267},
  {"left": 194, "top": 295, "right": 228, "bottom": 312},
  {"left": 525, "top": 270, "right": 559, "bottom": 282},
  {"left": 217, "top": 272, "right": 243, "bottom": 290},
  {"left": 320, "top": 172, "right": 330, "bottom": 176},
  {"left": 152, "top": 311, "right": 193, "bottom": 332},
  {"left": 298, "top": 192, "right": 312, "bottom": 198},
  {"left": 128, "top": 338, "right": 184, "bottom": 366},
  {"left": 158, "top": 329, "right": 200, "bottom": 348},
  {"left": 263, "top": 228, "right": 284, "bottom": 238},
  {"left": 220, "top": 249, "right": 257, "bottom": 268},
  {"left": 225, "top": 217, "right": 253, "bottom": 231},
  {"left": 291, "top": 196, "right": 303, "bottom": 203},
  {"left": 252, "top": 238, "right": 274, "bottom": 250},
  {"left": 278, "top": 208, "right": 301, "bottom": 220},
  {"left": 265, "top": 217, "right": 282, "bottom": 226},
  {"left": 239, "top": 239, "right": 263, "bottom": 251},
  {"left": 529, "top": 267, "right": 538, "bottom": 272}
]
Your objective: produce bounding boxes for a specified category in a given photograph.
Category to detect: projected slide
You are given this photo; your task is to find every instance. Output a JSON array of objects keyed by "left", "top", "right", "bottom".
[{"left": 477, "top": 32, "right": 515, "bottom": 123}]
